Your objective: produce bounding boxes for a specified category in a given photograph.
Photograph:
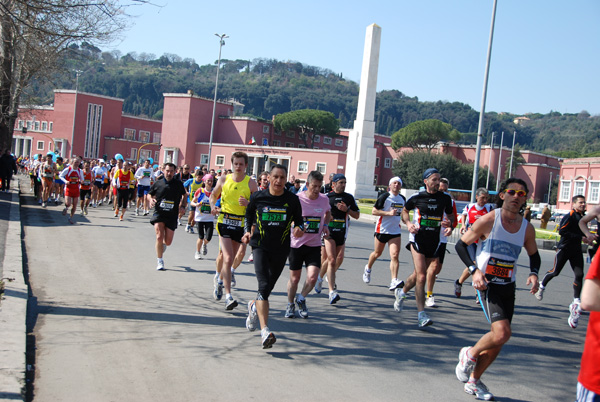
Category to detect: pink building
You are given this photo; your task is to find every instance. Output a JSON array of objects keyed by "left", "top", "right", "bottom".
[
  {"left": 13, "top": 90, "right": 161, "bottom": 163},
  {"left": 556, "top": 157, "right": 600, "bottom": 211}
]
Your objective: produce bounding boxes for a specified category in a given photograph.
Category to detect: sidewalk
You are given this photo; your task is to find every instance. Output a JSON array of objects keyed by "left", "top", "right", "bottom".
[{"left": 0, "top": 177, "right": 26, "bottom": 401}]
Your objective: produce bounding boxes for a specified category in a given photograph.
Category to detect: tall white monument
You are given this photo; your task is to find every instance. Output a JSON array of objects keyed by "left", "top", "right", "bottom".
[{"left": 345, "top": 24, "right": 381, "bottom": 199}]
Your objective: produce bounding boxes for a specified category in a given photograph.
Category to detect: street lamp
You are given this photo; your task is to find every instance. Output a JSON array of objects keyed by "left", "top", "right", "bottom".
[
  {"left": 207, "top": 33, "right": 228, "bottom": 171},
  {"left": 70, "top": 69, "right": 82, "bottom": 158}
]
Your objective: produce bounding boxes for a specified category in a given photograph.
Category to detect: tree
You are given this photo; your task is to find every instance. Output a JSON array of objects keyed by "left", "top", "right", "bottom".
[
  {"left": 391, "top": 119, "right": 461, "bottom": 151},
  {"left": 0, "top": 0, "right": 148, "bottom": 151},
  {"left": 273, "top": 109, "right": 340, "bottom": 148},
  {"left": 392, "top": 150, "right": 491, "bottom": 190}
]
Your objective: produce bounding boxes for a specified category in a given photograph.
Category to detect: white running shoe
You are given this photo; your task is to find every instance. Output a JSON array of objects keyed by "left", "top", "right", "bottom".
[
  {"left": 425, "top": 295, "right": 436, "bottom": 307},
  {"left": 418, "top": 311, "right": 433, "bottom": 328},
  {"left": 456, "top": 346, "right": 477, "bottom": 382},
  {"left": 464, "top": 379, "right": 493, "bottom": 401},
  {"left": 135, "top": 208, "right": 139, "bottom": 216},
  {"left": 261, "top": 327, "right": 276, "bottom": 349},
  {"left": 363, "top": 265, "right": 371, "bottom": 284},
  {"left": 225, "top": 296, "right": 238, "bottom": 311},
  {"left": 314, "top": 277, "right": 323, "bottom": 294},
  {"left": 248, "top": 253, "right": 254, "bottom": 262},
  {"left": 535, "top": 287, "right": 544, "bottom": 301},
  {"left": 568, "top": 301, "right": 581, "bottom": 329},
  {"left": 156, "top": 259, "right": 165, "bottom": 271},
  {"left": 246, "top": 300, "right": 258, "bottom": 332},
  {"left": 329, "top": 291, "right": 340, "bottom": 304},
  {"left": 394, "top": 289, "right": 406, "bottom": 312},
  {"left": 284, "top": 303, "right": 296, "bottom": 318},
  {"left": 202, "top": 244, "right": 207, "bottom": 255},
  {"left": 194, "top": 251, "right": 202, "bottom": 260},
  {"left": 296, "top": 296, "right": 308, "bottom": 319},
  {"left": 389, "top": 278, "right": 404, "bottom": 291}
]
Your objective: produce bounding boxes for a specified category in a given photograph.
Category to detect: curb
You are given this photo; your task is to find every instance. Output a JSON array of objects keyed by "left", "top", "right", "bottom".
[{"left": 0, "top": 177, "right": 26, "bottom": 401}]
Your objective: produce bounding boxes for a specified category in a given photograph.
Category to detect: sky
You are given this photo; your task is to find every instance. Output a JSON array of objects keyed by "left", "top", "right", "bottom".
[{"left": 111, "top": 0, "right": 600, "bottom": 116}]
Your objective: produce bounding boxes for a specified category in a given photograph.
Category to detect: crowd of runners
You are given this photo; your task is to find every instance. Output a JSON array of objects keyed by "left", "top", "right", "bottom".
[{"left": 13, "top": 150, "right": 600, "bottom": 401}]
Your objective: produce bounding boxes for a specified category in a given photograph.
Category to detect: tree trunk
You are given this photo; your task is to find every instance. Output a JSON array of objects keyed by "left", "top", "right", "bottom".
[{"left": 0, "top": 1, "right": 15, "bottom": 151}]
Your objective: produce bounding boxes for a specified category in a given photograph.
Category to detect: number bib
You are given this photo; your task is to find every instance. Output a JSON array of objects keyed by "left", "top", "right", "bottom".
[
  {"left": 328, "top": 218, "right": 346, "bottom": 232},
  {"left": 223, "top": 213, "right": 244, "bottom": 227},
  {"left": 304, "top": 216, "right": 321, "bottom": 234},
  {"left": 391, "top": 202, "right": 404, "bottom": 216},
  {"left": 420, "top": 215, "right": 441, "bottom": 228},
  {"left": 200, "top": 202, "right": 211, "bottom": 214},
  {"left": 261, "top": 207, "right": 287, "bottom": 225},
  {"left": 484, "top": 257, "right": 515, "bottom": 283},
  {"left": 159, "top": 200, "right": 174, "bottom": 211}
]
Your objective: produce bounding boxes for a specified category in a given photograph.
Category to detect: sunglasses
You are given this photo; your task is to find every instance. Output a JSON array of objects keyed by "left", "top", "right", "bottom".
[{"left": 504, "top": 189, "right": 527, "bottom": 197}]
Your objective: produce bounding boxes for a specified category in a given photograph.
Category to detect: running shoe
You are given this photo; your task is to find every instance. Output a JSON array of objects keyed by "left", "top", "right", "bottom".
[
  {"left": 284, "top": 303, "right": 296, "bottom": 318},
  {"left": 394, "top": 289, "right": 406, "bottom": 312},
  {"left": 454, "top": 279, "right": 462, "bottom": 298},
  {"left": 296, "top": 296, "right": 309, "bottom": 319},
  {"left": 156, "top": 259, "right": 165, "bottom": 271},
  {"left": 231, "top": 270, "right": 236, "bottom": 287},
  {"left": 135, "top": 208, "right": 139, "bottom": 216},
  {"left": 329, "top": 291, "right": 340, "bottom": 305},
  {"left": 535, "top": 287, "right": 544, "bottom": 301},
  {"left": 213, "top": 280, "right": 223, "bottom": 301},
  {"left": 362, "top": 265, "right": 371, "bottom": 284},
  {"left": 68, "top": 217, "right": 75, "bottom": 225},
  {"left": 314, "top": 277, "right": 323, "bottom": 294},
  {"left": 114, "top": 211, "right": 118, "bottom": 217},
  {"left": 119, "top": 216, "right": 123, "bottom": 221},
  {"left": 202, "top": 244, "right": 207, "bottom": 255},
  {"left": 194, "top": 251, "right": 202, "bottom": 260},
  {"left": 261, "top": 327, "right": 276, "bottom": 349},
  {"left": 456, "top": 346, "right": 477, "bottom": 382},
  {"left": 84, "top": 206, "right": 88, "bottom": 215},
  {"left": 389, "top": 278, "right": 404, "bottom": 291},
  {"left": 144, "top": 210, "right": 149, "bottom": 216},
  {"left": 246, "top": 300, "right": 258, "bottom": 332},
  {"left": 225, "top": 296, "right": 238, "bottom": 311},
  {"left": 425, "top": 296, "right": 436, "bottom": 307},
  {"left": 185, "top": 225, "right": 190, "bottom": 233},
  {"left": 418, "top": 311, "right": 433, "bottom": 328},
  {"left": 568, "top": 301, "right": 581, "bottom": 329},
  {"left": 189, "top": 226, "right": 194, "bottom": 234},
  {"left": 178, "top": 218, "right": 183, "bottom": 226},
  {"left": 41, "top": 202, "right": 46, "bottom": 208},
  {"left": 248, "top": 253, "right": 254, "bottom": 262},
  {"left": 62, "top": 207, "right": 67, "bottom": 216},
  {"left": 464, "top": 379, "right": 493, "bottom": 401}
]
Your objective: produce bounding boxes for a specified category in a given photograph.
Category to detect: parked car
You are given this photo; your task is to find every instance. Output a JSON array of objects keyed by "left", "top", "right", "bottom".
[
  {"left": 551, "top": 212, "right": 566, "bottom": 223},
  {"left": 530, "top": 210, "right": 540, "bottom": 220}
]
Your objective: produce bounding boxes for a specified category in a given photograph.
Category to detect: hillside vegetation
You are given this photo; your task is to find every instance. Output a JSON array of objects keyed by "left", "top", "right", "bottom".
[{"left": 26, "top": 43, "right": 600, "bottom": 156}]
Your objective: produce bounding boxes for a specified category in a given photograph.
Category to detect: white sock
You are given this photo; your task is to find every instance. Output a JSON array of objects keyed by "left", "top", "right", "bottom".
[{"left": 225, "top": 293, "right": 232, "bottom": 300}]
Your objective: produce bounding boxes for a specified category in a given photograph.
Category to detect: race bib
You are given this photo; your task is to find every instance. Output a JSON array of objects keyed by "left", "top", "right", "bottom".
[
  {"left": 223, "top": 213, "right": 243, "bottom": 227},
  {"left": 304, "top": 216, "right": 321, "bottom": 234},
  {"left": 329, "top": 218, "right": 346, "bottom": 231},
  {"left": 391, "top": 202, "right": 404, "bottom": 216},
  {"left": 261, "top": 207, "right": 287, "bottom": 224},
  {"left": 83, "top": 180, "right": 90, "bottom": 186},
  {"left": 420, "top": 215, "right": 441, "bottom": 228},
  {"left": 69, "top": 176, "right": 78, "bottom": 184},
  {"left": 159, "top": 200, "right": 174, "bottom": 211},
  {"left": 200, "top": 202, "right": 211, "bottom": 214},
  {"left": 485, "top": 257, "right": 515, "bottom": 284},
  {"left": 143, "top": 171, "right": 151, "bottom": 177}
]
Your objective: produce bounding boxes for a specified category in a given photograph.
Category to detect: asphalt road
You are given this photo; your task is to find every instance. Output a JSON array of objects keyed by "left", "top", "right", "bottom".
[{"left": 21, "top": 189, "right": 587, "bottom": 402}]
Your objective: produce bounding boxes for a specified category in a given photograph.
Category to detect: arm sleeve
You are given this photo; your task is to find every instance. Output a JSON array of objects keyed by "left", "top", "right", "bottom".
[
  {"left": 244, "top": 194, "right": 257, "bottom": 234},
  {"left": 455, "top": 239, "right": 476, "bottom": 267},
  {"left": 529, "top": 251, "right": 541, "bottom": 276}
]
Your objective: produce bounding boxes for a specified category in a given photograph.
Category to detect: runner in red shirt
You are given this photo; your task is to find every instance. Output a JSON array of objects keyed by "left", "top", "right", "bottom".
[
  {"left": 79, "top": 161, "right": 93, "bottom": 215},
  {"left": 59, "top": 157, "right": 83, "bottom": 224},
  {"left": 113, "top": 163, "right": 135, "bottom": 221}
]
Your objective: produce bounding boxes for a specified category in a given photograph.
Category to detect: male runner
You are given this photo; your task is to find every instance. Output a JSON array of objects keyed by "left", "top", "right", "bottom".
[
  {"left": 79, "top": 161, "right": 93, "bottom": 215},
  {"left": 175, "top": 164, "right": 192, "bottom": 226},
  {"left": 191, "top": 174, "right": 215, "bottom": 259},
  {"left": 148, "top": 162, "right": 187, "bottom": 270},
  {"left": 183, "top": 169, "right": 204, "bottom": 233},
  {"left": 363, "top": 176, "right": 406, "bottom": 291},
  {"left": 536, "top": 195, "right": 587, "bottom": 328},
  {"left": 59, "top": 158, "right": 84, "bottom": 224},
  {"left": 286, "top": 170, "right": 331, "bottom": 318},
  {"left": 454, "top": 188, "right": 495, "bottom": 298},
  {"left": 92, "top": 160, "right": 108, "bottom": 207},
  {"left": 113, "top": 163, "right": 135, "bottom": 221},
  {"left": 317, "top": 173, "right": 360, "bottom": 304},
  {"left": 454, "top": 178, "right": 540, "bottom": 400},
  {"left": 40, "top": 153, "right": 56, "bottom": 207},
  {"left": 135, "top": 159, "right": 154, "bottom": 215},
  {"left": 52, "top": 156, "right": 65, "bottom": 204},
  {"left": 394, "top": 168, "right": 454, "bottom": 328},
  {"left": 210, "top": 151, "right": 258, "bottom": 310},
  {"left": 243, "top": 164, "right": 304, "bottom": 348}
]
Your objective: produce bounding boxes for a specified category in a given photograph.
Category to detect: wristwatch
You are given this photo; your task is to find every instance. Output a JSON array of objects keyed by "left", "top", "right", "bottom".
[{"left": 468, "top": 265, "right": 478, "bottom": 274}]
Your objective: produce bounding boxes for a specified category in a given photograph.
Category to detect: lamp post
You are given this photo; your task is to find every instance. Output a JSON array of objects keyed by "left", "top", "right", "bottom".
[
  {"left": 470, "top": 0, "right": 498, "bottom": 203},
  {"left": 207, "top": 33, "right": 228, "bottom": 171},
  {"left": 70, "top": 70, "right": 82, "bottom": 158}
]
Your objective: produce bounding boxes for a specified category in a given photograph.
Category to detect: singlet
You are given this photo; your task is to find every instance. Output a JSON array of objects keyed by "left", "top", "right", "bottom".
[
  {"left": 187, "top": 179, "right": 204, "bottom": 203},
  {"left": 149, "top": 177, "right": 187, "bottom": 217},
  {"left": 80, "top": 171, "right": 93, "bottom": 190},
  {"left": 475, "top": 209, "right": 528, "bottom": 285},
  {"left": 374, "top": 192, "right": 406, "bottom": 235},
  {"left": 405, "top": 190, "right": 454, "bottom": 245},
  {"left": 92, "top": 166, "right": 107, "bottom": 182},
  {"left": 114, "top": 169, "right": 135, "bottom": 190},
  {"left": 54, "top": 163, "right": 64, "bottom": 180},
  {"left": 60, "top": 167, "right": 83, "bottom": 191},
  {"left": 220, "top": 174, "right": 251, "bottom": 217},
  {"left": 291, "top": 191, "right": 331, "bottom": 248},
  {"left": 42, "top": 163, "right": 54, "bottom": 178},
  {"left": 463, "top": 203, "right": 495, "bottom": 228},
  {"left": 194, "top": 188, "right": 213, "bottom": 222},
  {"left": 578, "top": 254, "right": 600, "bottom": 394}
]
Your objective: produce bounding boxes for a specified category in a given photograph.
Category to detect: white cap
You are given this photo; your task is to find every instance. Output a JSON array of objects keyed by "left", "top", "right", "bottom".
[{"left": 389, "top": 176, "right": 403, "bottom": 186}]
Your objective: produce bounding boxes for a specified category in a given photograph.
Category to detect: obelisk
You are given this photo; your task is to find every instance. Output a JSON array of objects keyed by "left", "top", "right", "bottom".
[{"left": 345, "top": 24, "right": 380, "bottom": 199}]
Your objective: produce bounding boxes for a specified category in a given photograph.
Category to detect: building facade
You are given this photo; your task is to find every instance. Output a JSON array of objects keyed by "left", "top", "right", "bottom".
[{"left": 556, "top": 157, "right": 600, "bottom": 211}]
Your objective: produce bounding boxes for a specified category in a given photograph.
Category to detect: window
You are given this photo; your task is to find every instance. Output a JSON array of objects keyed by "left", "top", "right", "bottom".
[
  {"left": 200, "top": 154, "right": 209, "bottom": 165},
  {"left": 26, "top": 121, "right": 32, "bottom": 129},
  {"left": 314, "top": 135, "right": 320, "bottom": 143},
  {"left": 285, "top": 142, "right": 294, "bottom": 147},
  {"left": 373, "top": 175, "right": 378, "bottom": 185},
  {"left": 323, "top": 137, "right": 332, "bottom": 145},
  {"left": 17, "top": 120, "right": 23, "bottom": 129},
  {"left": 130, "top": 148, "right": 138, "bottom": 161},
  {"left": 298, "top": 161, "right": 308, "bottom": 173},
  {"left": 215, "top": 155, "right": 225, "bottom": 166},
  {"left": 274, "top": 130, "right": 281, "bottom": 136},
  {"left": 588, "top": 181, "right": 600, "bottom": 204},
  {"left": 298, "top": 144, "right": 306, "bottom": 148},
  {"left": 139, "top": 130, "right": 150, "bottom": 143},
  {"left": 335, "top": 138, "right": 344, "bottom": 147},
  {"left": 42, "top": 121, "right": 48, "bottom": 131},
  {"left": 559, "top": 180, "right": 571, "bottom": 202},
  {"left": 384, "top": 158, "right": 391, "bottom": 168},
  {"left": 84, "top": 103, "right": 103, "bottom": 159},
  {"left": 263, "top": 125, "right": 270, "bottom": 134},
  {"left": 574, "top": 180, "right": 586, "bottom": 198},
  {"left": 154, "top": 151, "right": 159, "bottom": 161},
  {"left": 286, "top": 131, "right": 295, "bottom": 138},
  {"left": 316, "top": 162, "right": 326, "bottom": 174},
  {"left": 153, "top": 132, "right": 161, "bottom": 143},
  {"left": 49, "top": 122, "right": 53, "bottom": 132},
  {"left": 34, "top": 121, "right": 40, "bottom": 131},
  {"left": 273, "top": 140, "right": 281, "bottom": 146},
  {"left": 36, "top": 141, "right": 44, "bottom": 150},
  {"left": 375, "top": 157, "right": 380, "bottom": 167},
  {"left": 124, "top": 128, "right": 136, "bottom": 140}
]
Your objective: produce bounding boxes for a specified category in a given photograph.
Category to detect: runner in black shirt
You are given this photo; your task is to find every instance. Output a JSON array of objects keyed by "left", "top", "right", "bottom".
[
  {"left": 149, "top": 162, "right": 187, "bottom": 271},
  {"left": 395, "top": 168, "right": 454, "bottom": 328},
  {"left": 243, "top": 164, "right": 304, "bottom": 348},
  {"left": 174, "top": 163, "right": 192, "bottom": 226}
]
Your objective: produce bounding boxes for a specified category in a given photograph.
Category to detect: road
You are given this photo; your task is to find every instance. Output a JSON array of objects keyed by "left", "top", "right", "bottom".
[{"left": 22, "top": 188, "right": 587, "bottom": 402}]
